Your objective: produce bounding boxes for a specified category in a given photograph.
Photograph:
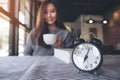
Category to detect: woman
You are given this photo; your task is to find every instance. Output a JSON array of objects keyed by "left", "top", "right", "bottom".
[{"left": 24, "top": 0, "right": 73, "bottom": 56}]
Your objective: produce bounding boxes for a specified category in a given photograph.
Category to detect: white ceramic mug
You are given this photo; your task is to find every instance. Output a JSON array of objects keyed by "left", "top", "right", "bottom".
[{"left": 43, "top": 34, "right": 57, "bottom": 45}]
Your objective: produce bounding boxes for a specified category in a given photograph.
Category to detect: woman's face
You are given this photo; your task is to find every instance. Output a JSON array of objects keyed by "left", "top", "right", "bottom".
[{"left": 44, "top": 3, "right": 57, "bottom": 25}]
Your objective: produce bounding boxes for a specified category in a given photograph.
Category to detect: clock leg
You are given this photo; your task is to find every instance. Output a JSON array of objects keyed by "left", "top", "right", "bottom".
[
  {"left": 78, "top": 70, "right": 99, "bottom": 76},
  {"left": 93, "top": 71, "right": 99, "bottom": 76},
  {"left": 78, "top": 70, "right": 84, "bottom": 74}
]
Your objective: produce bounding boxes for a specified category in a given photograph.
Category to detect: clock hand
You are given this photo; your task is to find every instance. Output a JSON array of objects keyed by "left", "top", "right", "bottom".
[
  {"left": 83, "top": 47, "right": 90, "bottom": 63},
  {"left": 87, "top": 59, "right": 89, "bottom": 67}
]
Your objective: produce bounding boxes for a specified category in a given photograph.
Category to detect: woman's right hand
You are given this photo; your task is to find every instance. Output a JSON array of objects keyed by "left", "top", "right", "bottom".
[{"left": 55, "top": 36, "right": 64, "bottom": 48}]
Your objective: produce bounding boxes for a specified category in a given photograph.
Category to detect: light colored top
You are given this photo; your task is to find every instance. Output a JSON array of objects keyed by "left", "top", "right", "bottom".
[{"left": 24, "top": 28, "right": 73, "bottom": 56}]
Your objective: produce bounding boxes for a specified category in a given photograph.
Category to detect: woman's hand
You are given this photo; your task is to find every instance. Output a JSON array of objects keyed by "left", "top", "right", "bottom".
[{"left": 55, "top": 36, "right": 64, "bottom": 48}]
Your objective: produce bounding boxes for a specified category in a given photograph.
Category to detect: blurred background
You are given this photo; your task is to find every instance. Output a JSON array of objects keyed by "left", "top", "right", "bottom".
[{"left": 0, "top": 0, "right": 120, "bottom": 56}]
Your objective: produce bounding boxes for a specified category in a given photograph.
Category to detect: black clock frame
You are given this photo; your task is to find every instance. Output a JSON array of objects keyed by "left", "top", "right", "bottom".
[{"left": 72, "top": 42, "right": 103, "bottom": 72}]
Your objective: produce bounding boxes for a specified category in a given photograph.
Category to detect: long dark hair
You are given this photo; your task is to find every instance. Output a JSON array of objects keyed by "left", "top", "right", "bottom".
[{"left": 34, "top": 0, "right": 66, "bottom": 48}]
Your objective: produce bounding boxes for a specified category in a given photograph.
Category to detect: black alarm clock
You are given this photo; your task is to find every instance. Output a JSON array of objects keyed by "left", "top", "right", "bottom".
[{"left": 72, "top": 32, "right": 103, "bottom": 73}]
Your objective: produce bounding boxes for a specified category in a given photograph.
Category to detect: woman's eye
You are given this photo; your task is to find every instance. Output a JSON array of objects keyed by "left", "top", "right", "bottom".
[{"left": 51, "top": 10, "right": 56, "bottom": 13}]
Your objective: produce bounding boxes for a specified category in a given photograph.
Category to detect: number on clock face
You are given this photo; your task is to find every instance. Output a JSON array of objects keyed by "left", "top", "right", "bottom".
[
  {"left": 74, "top": 45, "right": 93, "bottom": 56},
  {"left": 90, "top": 64, "right": 93, "bottom": 68}
]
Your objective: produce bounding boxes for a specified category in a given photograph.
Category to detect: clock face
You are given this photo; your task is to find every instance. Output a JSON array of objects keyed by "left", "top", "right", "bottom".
[{"left": 72, "top": 43, "right": 103, "bottom": 72}]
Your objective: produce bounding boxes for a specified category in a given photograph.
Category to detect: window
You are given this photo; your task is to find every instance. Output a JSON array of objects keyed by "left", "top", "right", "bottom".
[
  {"left": 0, "top": 0, "right": 9, "bottom": 11},
  {"left": 19, "top": 0, "right": 30, "bottom": 28},
  {"left": 18, "top": 25, "right": 26, "bottom": 56},
  {"left": 0, "top": 0, "right": 9, "bottom": 56},
  {"left": 0, "top": 0, "right": 34, "bottom": 56},
  {"left": 0, "top": 15, "right": 9, "bottom": 56}
]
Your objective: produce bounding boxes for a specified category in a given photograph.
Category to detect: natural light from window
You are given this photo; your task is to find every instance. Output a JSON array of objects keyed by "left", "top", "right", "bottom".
[
  {"left": 0, "top": 0, "right": 9, "bottom": 56},
  {"left": 0, "top": 0, "right": 8, "bottom": 11},
  {"left": 0, "top": 17, "right": 9, "bottom": 56}
]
